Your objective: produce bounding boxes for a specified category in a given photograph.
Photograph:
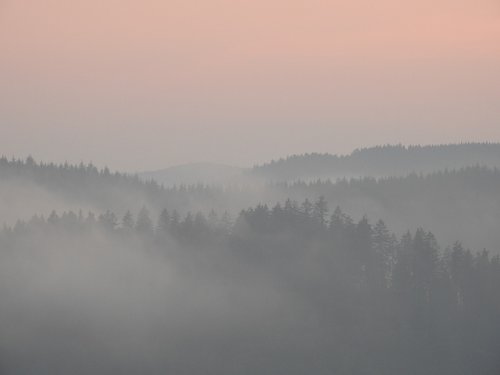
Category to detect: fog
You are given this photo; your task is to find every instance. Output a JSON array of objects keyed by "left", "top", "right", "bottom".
[
  {"left": 0, "top": 189, "right": 499, "bottom": 373},
  {"left": 3, "top": 147, "right": 500, "bottom": 254},
  {"left": 1, "top": 0, "right": 500, "bottom": 372},
  {"left": 0, "top": 212, "right": 360, "bottom": 374}
]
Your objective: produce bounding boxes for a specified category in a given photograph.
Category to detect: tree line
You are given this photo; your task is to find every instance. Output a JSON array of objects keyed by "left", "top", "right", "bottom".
[
  {"left": 2, "top": 197, "right": 499, "bottom": 373},
  {"left": 252, "top": 142, "right": 500, "bottom": 180}
]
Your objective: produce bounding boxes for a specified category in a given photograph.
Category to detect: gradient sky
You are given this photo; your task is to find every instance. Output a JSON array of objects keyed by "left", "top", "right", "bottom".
[{"left": 1, "top": 0, "right": 500, "bottom": 171}]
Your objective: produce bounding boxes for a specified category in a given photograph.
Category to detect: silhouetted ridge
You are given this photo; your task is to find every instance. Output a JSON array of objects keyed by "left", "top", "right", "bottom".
[{"left": 252, "top": 143, "right": 500, "bottom": 181}]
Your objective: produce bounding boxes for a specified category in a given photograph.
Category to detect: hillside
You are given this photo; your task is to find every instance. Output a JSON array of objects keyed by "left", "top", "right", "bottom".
[
  {"left": 252, "top": 143, "right": 500, "bottom": 181},
  {"left": 135, "top": 143, "right": 500, "bottom": 187},
  {"left": 2, "top": 155, "right": 500, "bottom": 253}
]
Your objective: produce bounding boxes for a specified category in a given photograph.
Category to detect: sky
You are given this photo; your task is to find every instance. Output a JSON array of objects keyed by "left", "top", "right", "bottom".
[{"left": 1, "top": 0, "right": 499, "bottom": 172}]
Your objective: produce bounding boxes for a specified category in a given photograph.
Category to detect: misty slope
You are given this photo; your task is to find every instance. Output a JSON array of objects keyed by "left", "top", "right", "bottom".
[
  {"left": 0, "top": 157, "right": 166, "bottom": 224},
  {"left": 269, "top": 167, "right": 500, "bottom": 252},
  {"left": 138, "top": 144, "right": 500, "bottom": 187},
  {"left": 2, "top": 154, "right": 500, "bottom": 373},
  {"left": 252, "top": 143, "right": 500, "bottom": 181},
  {"left": 139, "top": 162, "right": 245, "bottom": 187},
  {"left": 3, "top": 154, "right": 500, "bottom": 253},
  {"left": 2, "top": 202, "right": 499, "bottom": 375}
]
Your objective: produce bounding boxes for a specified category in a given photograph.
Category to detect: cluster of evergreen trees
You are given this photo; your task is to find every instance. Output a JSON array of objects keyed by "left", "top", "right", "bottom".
[
  {"left": 2, "top": 198, "right": 499, "bottom": 373},
  {"left": 3, "top": 157, "right": 500, "bottom": 253},
  {"left": 3, "top": 147, "right": 500, "bottom": 373}
]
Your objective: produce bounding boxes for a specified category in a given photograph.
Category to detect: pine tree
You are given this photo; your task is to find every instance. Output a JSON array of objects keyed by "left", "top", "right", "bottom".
[
  {"left": 135, "top": 207, "right": 153, "bottom": 235},
  {"left": 373, "top": 219, "right": 396, "bottom": 288},
  {"left": 157, "top": 209, "right": 170, "bottom": 234},
  {"left": 312, "top": 196, "right": 328, "bottom": 227},
  {"left": 122, "top": 210, "right": 135, "bottom": 232}
]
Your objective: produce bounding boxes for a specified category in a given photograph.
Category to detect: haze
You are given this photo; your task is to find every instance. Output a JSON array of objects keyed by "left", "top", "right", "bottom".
[
  {"left": 1, "top": 0, "right": 500, "bottom": 171},
  {"left": 2, "top": 2, "right": 500, "bottom": 371}
]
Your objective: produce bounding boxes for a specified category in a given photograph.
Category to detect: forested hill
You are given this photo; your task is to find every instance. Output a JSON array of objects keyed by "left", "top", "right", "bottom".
[
  {"left": 274, "top": 166, "right": 500, "bottom": 252},
  {"left": 2, "top": 200, "right": 499, "bottom": 374},
  {"left": 0, "top": 156, "right": 165, "bottom": 223},
  {"left": 2, "top": 156, "right": 500, "bottom": 253},
  {"left": 252, "top": 143, "right": 500, "bottom": 181}
]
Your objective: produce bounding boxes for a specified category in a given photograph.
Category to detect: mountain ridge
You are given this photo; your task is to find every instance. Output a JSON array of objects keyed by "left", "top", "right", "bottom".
[{"left": 139, "top": 143, "right": 500, "bottom": 186}]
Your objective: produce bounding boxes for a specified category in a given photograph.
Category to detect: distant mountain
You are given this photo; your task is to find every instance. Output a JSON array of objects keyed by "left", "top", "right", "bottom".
[
  {"left": 138, "top": 143, "right": 500, "bottom": 187},
  {"left": 139, "top": 162, "right": 246, "bottom": 187},
  {"left": 252, "top": 143, "right": 500, "bottom": 182}
]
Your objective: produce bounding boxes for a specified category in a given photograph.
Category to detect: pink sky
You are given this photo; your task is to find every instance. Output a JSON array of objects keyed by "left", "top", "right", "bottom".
[{"left": 1, "top": 0, "right": 499, "bottom": 171}]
